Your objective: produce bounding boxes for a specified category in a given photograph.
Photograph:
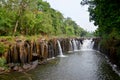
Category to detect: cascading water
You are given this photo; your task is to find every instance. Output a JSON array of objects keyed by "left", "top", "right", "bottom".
[
  {"left": 57, "top": 40, "right": 66, "bottom": 57},
  {"left": 73, "top": 39, "right": 77, "bottom": 51},
  {"left": 80, "top": 39, "right": 94, "bottom": 50},
  {"left": 69, "top": 40, "right": 73, "bottom": 51}
]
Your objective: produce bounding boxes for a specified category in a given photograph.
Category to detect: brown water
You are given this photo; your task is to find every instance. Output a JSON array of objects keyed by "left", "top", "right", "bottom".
[{"left": 1, "top": 50, "right": 120, "bottom": 80}]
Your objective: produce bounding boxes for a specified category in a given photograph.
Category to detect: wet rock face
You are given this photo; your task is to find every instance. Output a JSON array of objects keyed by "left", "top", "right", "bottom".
[
  {"left": 4, "top": 38, "right": 83, "bottom": 65},
  {"left": 48, "top": 40, "right": 55, "bottom": 58},
  {"left": 93, "top": 37, "right": 120, "bottom": 66},
  {"left": 48, "top": 39, "right": 59, "bottom": 58},
  {"left": 62, "top": 38, "right": 70, "bottom": 52},
  {"left": 0, "top": 37, "right": 84, "bottom": 72},
  {"left": 92, "top": 38, "right": 101, "bottom": 50}
]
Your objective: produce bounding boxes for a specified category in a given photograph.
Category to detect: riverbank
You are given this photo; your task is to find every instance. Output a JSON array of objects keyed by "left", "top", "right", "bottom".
[
  {"left": 0, "top": 35, "right": 83, "bottom": 74},
  {"left": 93, "top": 37, "right": 120, "bottom": 68}
]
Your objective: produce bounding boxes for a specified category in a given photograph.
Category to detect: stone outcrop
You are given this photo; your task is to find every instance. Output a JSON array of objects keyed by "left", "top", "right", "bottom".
[
  {"left": 0, "top": 37, "right": 83, "bottom": 72},
  {"left": 93, "top": 37, "right": 120, "bottom": 66}
]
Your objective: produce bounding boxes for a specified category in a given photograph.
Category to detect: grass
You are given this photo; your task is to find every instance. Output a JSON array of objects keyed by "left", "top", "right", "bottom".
[
  {"left": 0, "top": 34, "right": 80, "bottom": 42},
  {"left": 0, "top": 43, "right": 8, "bottom": 55}
]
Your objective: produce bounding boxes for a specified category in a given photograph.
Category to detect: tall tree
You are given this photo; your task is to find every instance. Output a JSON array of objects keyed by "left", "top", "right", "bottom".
[{"left": 81, "top": 0, "right": 120, "bottom": 38}]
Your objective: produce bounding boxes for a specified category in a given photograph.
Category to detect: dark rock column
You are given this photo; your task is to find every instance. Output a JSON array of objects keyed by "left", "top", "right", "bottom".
[{"left": 48, "top": 40, "right": 54, "bottom": 58}]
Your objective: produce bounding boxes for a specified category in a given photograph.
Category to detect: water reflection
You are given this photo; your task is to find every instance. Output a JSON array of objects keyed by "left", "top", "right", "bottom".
[{"left": 1, "top": 50, "right": 120, "bottom": 80}]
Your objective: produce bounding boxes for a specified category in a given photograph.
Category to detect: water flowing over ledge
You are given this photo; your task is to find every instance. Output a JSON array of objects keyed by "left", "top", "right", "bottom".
[
  {"left": 1, "top": 38, "right": 120, "bottom": 80},
  {"left": 57, "top": 40, "right": 67, "bottom": 57},
  {"left": 80, "top": 39, "right": 94, "bottom": 51},
  {"left": 2, "top": 37, "right": 120, "bottom": 79},
  {"left": 0, "top": 37, "right": 83, "bottom": 72}
]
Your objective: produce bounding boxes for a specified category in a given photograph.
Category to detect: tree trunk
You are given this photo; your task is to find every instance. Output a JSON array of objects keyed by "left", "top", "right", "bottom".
[{"left": 13, "top": 20, "right": 19, "bottom": 36}]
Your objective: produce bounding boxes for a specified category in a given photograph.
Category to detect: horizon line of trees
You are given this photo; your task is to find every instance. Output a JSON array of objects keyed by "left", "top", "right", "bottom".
[{"left": 0, "top": 0, "right": 88, "bottom": 37}]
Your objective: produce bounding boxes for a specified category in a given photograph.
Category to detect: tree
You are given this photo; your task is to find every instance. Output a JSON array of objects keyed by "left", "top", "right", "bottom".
[
  {"left": 81, "top": 0, "right": 120, "bottom": 38},
  {"left": 0, "top": 0, "right": 88, "bottom": 37}
]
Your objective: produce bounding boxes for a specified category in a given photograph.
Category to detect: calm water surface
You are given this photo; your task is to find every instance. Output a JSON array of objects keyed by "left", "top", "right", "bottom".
[{"left": 1, "top": 50, "right": 120, "bottom": 80}]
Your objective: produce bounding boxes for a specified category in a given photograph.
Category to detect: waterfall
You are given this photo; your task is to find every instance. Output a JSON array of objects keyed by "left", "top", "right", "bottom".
[
  {"left": 80, "top": 39, "right": 94, "bottom": 50},
  {"left": 69, "top": 40, "right": 73, "bottom": 51},
  {"left": 57, "top": 40, "right": 65, "bottom": 57},
  {"left": 73, "top": 39, "right": 77, "bottom": 51}
]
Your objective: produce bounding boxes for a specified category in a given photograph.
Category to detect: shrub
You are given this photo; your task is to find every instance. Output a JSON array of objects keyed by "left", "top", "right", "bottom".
[
  {"left": 0, "top": 43, "right": 6, "bottom": 55},
  {"left": 0, "top": 57, "right": 6, "bottom": 67}
]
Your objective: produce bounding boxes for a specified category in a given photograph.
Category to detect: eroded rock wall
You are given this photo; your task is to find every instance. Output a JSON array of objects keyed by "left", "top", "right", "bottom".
[
  {"left": 3, "top": 38, "right": 83, "bottom": 65},
  {"left": 93, "top": 37, "right": 120, "bottom": 66}
]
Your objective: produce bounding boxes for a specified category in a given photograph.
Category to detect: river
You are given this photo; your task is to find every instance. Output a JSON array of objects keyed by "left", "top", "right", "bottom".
[{"left": 0, "top": 39, "right": 120, "bottom": 80}]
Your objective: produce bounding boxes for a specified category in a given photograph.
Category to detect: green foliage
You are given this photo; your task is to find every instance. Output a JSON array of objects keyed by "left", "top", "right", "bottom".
[
  {"left": 0, "top": 7, "right": 15, "bottom": 36},
  {"left": 109, "top": 28, "right": 120, "bottom": 40},
  {"left": 0, "top": 0, "right": 87, "bottom": 37},
  {"left": 81, "top": 0, "right": 120, "bottom": 38},
  {"left": 0, "top": 57, "right": 7, "bottom": 68},
  {"left": 0, "top": 57, "right": 6, "bottom": 67},
  {"left": 0, "top": 43, "right": 6, "bottom": 55},
  {"left": 93, "top": 29, "right": 99, "bottom": 37}
]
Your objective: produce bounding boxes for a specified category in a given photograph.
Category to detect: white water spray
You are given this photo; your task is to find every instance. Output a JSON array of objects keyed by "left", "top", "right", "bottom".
[
  {"left": 57, "top": 40, "right": 66, "bottom": 57},
  {"left": 73, "top": 39, "right": 77, "bottom": 51},
  {"left": 80, "top": 39, "right": 94, "bottom": 50},
  {"left": 69, "top": 40, "right": 73, "bottom": 51}
]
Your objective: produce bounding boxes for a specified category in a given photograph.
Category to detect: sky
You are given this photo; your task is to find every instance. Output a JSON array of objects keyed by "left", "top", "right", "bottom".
[{"left": 44, "top": 0, "right": 98, "bottom": 32}]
